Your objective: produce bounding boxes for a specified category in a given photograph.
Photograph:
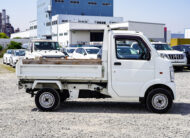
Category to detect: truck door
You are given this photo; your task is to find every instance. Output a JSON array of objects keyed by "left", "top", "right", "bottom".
[{"left": 111, "top": 35, "right": 155, "bottom": 97}]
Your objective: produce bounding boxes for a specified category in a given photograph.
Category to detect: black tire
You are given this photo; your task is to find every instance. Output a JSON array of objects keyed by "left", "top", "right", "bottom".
[
  {"left": 146, "top": 88, "right": 173, "bottom": 113},
  {"left": 3, "top": 59, "right": 6, "bottom": 64},
  {"left": 35, "top": 88, "right": 60, "bottom": 111},
  {"left": 59, "top": 90, "right": 69, "bottom": 102},
  {"left": 174, "top": 66, "right": 183, "bottom": 71}
]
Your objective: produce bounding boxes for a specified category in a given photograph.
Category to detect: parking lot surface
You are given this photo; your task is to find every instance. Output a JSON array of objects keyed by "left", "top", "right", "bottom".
[{"left": 0, "top": 58, "right": 190, "bottom": 138}]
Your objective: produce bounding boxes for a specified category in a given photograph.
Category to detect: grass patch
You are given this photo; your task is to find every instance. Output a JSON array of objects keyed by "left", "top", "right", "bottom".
[{"left": 0, "top": 64, "right": 15, "bottom": 73}]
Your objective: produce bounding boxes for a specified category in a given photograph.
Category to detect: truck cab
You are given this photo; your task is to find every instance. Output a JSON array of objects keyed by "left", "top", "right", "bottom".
[
  {"left": 25, "top": 40, "right": 65, "bottom": 59},
  {"left": 17, "top": 25, "right": 176, "bottom": 113}
]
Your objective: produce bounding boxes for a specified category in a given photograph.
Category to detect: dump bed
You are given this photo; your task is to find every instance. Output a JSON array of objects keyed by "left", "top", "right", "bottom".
[{"left": 16, "top": 59, "right": 104, "bottom": 81}]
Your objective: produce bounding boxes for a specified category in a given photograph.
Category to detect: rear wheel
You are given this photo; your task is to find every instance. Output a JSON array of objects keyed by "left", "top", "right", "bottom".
[
  {"left": 35, "top": 88, "right": 60, "bottom": 111},
  {"left": 146, "top": 88, "right": 173, "bottom": 113}
]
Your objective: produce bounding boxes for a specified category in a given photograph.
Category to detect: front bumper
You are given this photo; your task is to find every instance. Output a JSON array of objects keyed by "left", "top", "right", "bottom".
[
  {"left": 171, "top": 60, "right": 187, "bottom": 67},
  {"left": 167, "top": 82, "right": 176, "bottom": 100}
]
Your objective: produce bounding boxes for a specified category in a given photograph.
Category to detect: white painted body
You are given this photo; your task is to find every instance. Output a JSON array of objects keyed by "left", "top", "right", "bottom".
[
  {"left": 3, "top": 49, "right": 13, "bottom": 64},
  {"left": 157, "top": 50, "right": 187, "bottom": 66},
  {"left": 185, "top": 29, "right": 190, "bottom": 39},
  {"left": 17, "top": 26, "right": 176, "bottom": 102},
  {"left": 24, "top": 40, "right": 65, "bottom": 59},
  {"left": 10, "top": 50, "right": 25, "bottom": 67},
  {"left": 72, "top": 47, "right": 100, "bottom": 59},
  {"left": 151, "top": 42, "right": 187, "bottom": 67}
]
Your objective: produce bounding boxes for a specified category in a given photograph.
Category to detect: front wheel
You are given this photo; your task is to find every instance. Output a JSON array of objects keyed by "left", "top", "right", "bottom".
[
  {"left": 146, "top": 88, "right": 173, "bottom": 113},
  {"left": 35, "top": 88, "right": 60, "bottom": 111}
]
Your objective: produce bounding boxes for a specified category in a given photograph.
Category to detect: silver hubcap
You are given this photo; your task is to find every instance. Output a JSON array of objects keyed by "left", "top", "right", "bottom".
[
  {"left": 39, "top": 92, "right": 55, "bottom": 108},
  {"left": 152, "top": 93, "right": 168, "bottom": 110}
]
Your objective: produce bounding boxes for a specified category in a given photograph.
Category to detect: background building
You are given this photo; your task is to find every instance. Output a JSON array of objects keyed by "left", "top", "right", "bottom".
[
  {"left": 11, "top": 0, "right": 170, "bottom": 45},
  {"left": 37, "top": 0, "right": 114, "bottom": 39},
  {"left": 185, "top": 29, "right": 190, "bottom": 38},
  {"left": 171, "top": 33, "right": 184, "bottom": 39},
  {"left": 0, "top": 9, "right": 14, "bottom": 37}
]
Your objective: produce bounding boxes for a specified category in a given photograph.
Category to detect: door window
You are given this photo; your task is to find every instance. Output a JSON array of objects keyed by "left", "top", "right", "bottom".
[
  {"left": 81, "top": 48, "right": 86, "bottom": 54},
  {"left": 115, "top": 37, "right": 150, "bottom": 60},
  {"left": 76, "top": 48, "right": 82, "bottom": 54}
]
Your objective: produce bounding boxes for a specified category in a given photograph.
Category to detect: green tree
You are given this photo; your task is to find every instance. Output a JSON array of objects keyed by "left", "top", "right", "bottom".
[
  {"left": 0, "top": 33, "right": 9, "bottom": 39},
  {"left": 7, "top": 41, "right": 22, "bottom": 49},
  {"left": 13, "top": 37, "right": 22, "bottom": 39},
  {"left": 0, "top": 45, "right": 3, "bottom": 51}
]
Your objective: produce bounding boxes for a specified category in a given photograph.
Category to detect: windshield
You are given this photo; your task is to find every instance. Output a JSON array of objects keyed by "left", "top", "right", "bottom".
[
  {"left": 15, "top": 50, "right": 25, "bottom": 56},
  {"left": 86, "top": 49, "right": 100, "bottom": 54},
  {"left": 7, "top": 50, "right": 12, "bottom": 54},
  {"left": 34, "top": 42, "right": 60, "bottom": 50},
  {"left": 153, "top": 44, "right": 173, "bottom": 50},
  {"left": 67, "top": 49, "right": 75, "bottom": 53},
  {"left": 183, "top": 46, "right": 190, "bottom": 52}
]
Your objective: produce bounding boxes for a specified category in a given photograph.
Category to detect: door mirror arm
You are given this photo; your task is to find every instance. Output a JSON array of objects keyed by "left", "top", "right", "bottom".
[{"left": 146, "top": 52, "right": 151, "bottom": 60}]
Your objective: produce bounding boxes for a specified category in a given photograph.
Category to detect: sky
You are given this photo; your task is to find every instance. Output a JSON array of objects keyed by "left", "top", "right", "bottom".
[{"left": 0, "top": 0, "right": 189, "bottom": 33}]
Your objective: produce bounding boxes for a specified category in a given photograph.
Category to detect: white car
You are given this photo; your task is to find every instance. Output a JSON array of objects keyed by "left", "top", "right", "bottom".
[
  {"left": 72, "top": 47, "right": 100, "bottom": 59},
  {"left": 10, "top": 49, "right": 25, "bottom": 67},
  {"left": 65, "top": 47, "right": 76, "bottom": 57},
  {"left": 25, "top": 40, "right": 65, "bottom": 59},
  {"left": 3, "top": 49, "right": 14, "bottom": 65},
  {"left": 151, "top": 42, "right": 187, "bottom": 70}
]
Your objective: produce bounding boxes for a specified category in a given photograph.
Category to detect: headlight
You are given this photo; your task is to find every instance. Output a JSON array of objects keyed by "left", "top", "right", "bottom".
[
  {"left": 170, "top": 66, "right": 174, "bottom": 82},
  {"left": 160, "top": 53, "right": 168, "bottom": 59}
]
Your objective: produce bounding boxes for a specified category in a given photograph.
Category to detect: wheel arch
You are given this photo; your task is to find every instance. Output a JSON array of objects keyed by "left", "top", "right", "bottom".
[
  {"left": 144, "top": 84, "right": 174, "bottom": 101},
  {"left": 32, "top": 80, "right": 63, "bottom": 90}
]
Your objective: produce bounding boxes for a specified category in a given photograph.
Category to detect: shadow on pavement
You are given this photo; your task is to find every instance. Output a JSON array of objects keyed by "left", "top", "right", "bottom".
[
  {"left": 175, "top": 69, "right": 190, "bottom": 73},
  {"left": 31, "top": 101, "right": 190, "bottom": 115}
]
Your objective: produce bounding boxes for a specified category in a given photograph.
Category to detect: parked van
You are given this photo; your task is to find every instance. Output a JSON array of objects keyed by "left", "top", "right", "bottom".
[{"left": 25, "top": 40, "right": 65, "bottom": 59}]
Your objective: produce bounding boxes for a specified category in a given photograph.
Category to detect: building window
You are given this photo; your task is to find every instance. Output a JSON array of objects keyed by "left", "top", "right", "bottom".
[
  {"left": 62, "top": 20, "right": 68, "bottom": 23},
  {"left": 46, "top": 22, "right": 51, "bottom": 26},
  {"left": 53, "top": 34, "right": 58, "bottom": 37},
  {"left": 88, "top": 2, "right": 97, "bottom": 5},
  {"left": 59, "top": 33, "right": 63, "bottom": 36},
  {"left": 30, "top": 26, "right": 34, "bottom": 30},
  {"left": 78, "top": 20, "right": 88, "bottom": 23},
  {"left": 102, "top": 3, "right": 111, "bottom": 6},
  {"left": 95, "top": 21, "right": 106, "bottom": 24},
  {"left": 70, "top": 1, "right": 79, "bottom": 4},
  {"left": 64, "top": 32, "right": 68, "bottom": 36},
  {"left": 52, "top": 20, "right": 58, "bottom": 25},
  {"left": 55, "top": 0, "right": 64, "bottom": 2},
  {"left": 34, "top": 25, "right": 37, "bottom": 29}
]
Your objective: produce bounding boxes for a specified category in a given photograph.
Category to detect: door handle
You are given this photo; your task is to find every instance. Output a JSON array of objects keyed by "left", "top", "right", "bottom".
[{"left": 114, "top": 62, "right": 121, "bottom": 66}]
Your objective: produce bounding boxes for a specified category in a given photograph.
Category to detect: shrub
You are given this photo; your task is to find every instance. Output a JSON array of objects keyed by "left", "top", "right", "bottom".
[
  {"left": 7, "top": 41, "right": 22, "bottom": 49},
  {"left": 0, "top": 48, "right": 6, "bottom": 58},
  {"left": 0, "top": 45, "right": 3, "bottom": 51},
  {"left": 0, "top": 33, "right": 9, "bottom": 39},
  {"left": 13, "top": 37, "right": 22, "bottom": 39}
]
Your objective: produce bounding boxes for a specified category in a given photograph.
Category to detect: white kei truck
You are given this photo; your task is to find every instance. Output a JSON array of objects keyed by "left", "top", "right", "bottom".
[{"left": 16, "top": 25, "right": 176, "bottom": 113}]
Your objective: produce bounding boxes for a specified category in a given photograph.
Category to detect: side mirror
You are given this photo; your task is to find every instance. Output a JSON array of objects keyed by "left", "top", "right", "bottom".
[
  {"left": 146, "top": 52, "right": 151, "bottom": 60},
  {"left": 84, "top": 53, "right": 87, "bottom": 56}
]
